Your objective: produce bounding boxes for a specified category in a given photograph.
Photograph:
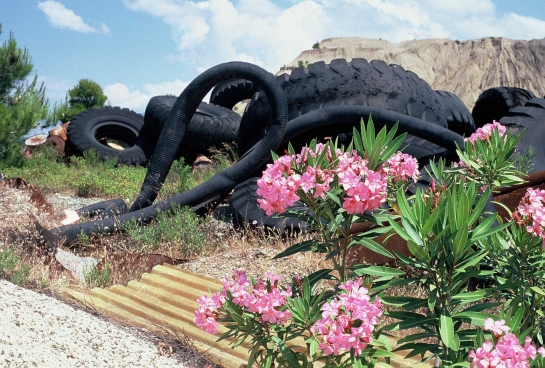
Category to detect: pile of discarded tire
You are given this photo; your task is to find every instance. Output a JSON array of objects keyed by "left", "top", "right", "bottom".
[{"left": 37, "top": 58, "right": 545, "bottom": 246}]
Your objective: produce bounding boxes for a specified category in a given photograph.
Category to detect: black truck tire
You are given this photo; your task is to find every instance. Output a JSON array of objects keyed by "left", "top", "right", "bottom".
[
  {"left": 237, "top": 58, "right": 450, "bottom": 156},
  {"left": 209, "top": 79, "right": 259, "bottom": 109},
  {"left": 434, "top": 90, "right": 475, "bottom": 137},
  {"left": 66, "top": 106, "right": 147, "bottom": 166},
  {"left": 499, "top": 98, "right": 545, "bottom": 173},
  {"left": 139, "top": 96, "right": 241, "bottom": 163},
  {"left": 472, "top": 87, "right": 536, "bottom": 128}
]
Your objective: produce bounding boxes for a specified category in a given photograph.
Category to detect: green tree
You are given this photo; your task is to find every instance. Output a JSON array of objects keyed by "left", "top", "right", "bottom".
[
  {"left": 58, "top": 79, "right": 107, "bottom": 122},
  {"left": 0, "top": 24, "right": 50, "bottom": 168}
]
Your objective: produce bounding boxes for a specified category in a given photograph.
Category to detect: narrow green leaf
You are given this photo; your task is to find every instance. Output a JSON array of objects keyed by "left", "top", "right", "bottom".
[
  {"left": 273, "top": 240, "right": 317, "bottom": 259},
  {"left": 306, "top": 269, "right": 334, "bottom": 287},
  {"left": 381, "top": 296, "right": 427, "bottom": 310},
  {"left": 451, "top": 290, "right": 485, "bottom": 301},
  {"left": 439, "top": 313, "right": 456, "bottom": 349},
  {"left": 453, "top": 223, "right": 469, "bottom": 258},
  {"left": 401, "top": 218, "right": 424, "bottom": 246},
  {"left": 453, "top": 311, "right": 497, "bottom": 326},
  {"left": 351, "top": 265, "right": 405, "bottom": 277},
  {"left": 356, "top": 237, "right": 394, "bottom": 259},
  {"left": 407, "top": 240, "right": 428, "bottom": 261},
  {"left": 530, "top": 286, "right": 545, "bottom": 296},
  {"left": 272, "top": 336, "right": 301, "bottom": 368}
]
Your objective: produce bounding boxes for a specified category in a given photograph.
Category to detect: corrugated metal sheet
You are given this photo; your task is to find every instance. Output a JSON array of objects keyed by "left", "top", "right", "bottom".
[{"left": 65, "top": 264, "right": 432, "bottom": 367}]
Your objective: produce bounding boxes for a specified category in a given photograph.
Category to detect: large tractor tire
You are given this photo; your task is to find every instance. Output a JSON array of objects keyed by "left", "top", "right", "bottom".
[
  {"left": 434, "top": 90, "right": 475, "bottom": 137},
  {"left": 237, "top": 58, "right": 456, "bottom": 156},
  {"left": 472, "top": 86, "right": 536, "bottom": 128},
  {"left": 66, "top": 106, "right": 147, "bottom": 166},
  {"left": 139, "top": 96, "right": 241, "bottom": 163},
  {"left": 209, "top": 79, "right": 259, "bottom": 109}
]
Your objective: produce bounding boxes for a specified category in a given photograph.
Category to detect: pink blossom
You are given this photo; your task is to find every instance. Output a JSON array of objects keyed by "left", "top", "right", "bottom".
[
  {"left": 194, "top": 292, "right": 225, "bottom": 334},
  {"left": 469, "top": 333, "right": 544, "bottom": 368},
  {"left": 379, "top": 152, "right": 419, "bottom": 183},
  {"left": 465, "top": 121, "right": 507, "bottom": 145},
  {"left": 341, "top": 168, "right": 388, "bottom": 214},
  {"left": 311, "top": 278, "right": 382, "bottom": 356},
  {"left": 484, "top": 318, "right": 510, "bottom": 338},
  {"left": 257, "top": 145, "right": 387, "bottom": 216},
  {"left": 513, "top": 187, "right": 545, "bottom": 241}
]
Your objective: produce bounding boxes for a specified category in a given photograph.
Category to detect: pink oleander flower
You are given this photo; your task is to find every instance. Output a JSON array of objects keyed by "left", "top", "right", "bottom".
[
  {"left": 469, "top": 333, "right": 545, "bottom": 368},
  {"left": 194, "top": 292, "right": 226, "bottom": 334},
  {"left": 256, "top": 155, "right": 301, "bottom": 215},
  {"left": 484, "top": 318, "right": 510, "bottom": 338},
  {"left": 513, "top": 187, "right": 545, "bottom": 241},
  {"left": 227, "top": 270, "right": 292, "bottom": 325},
  {"left": 465, "top": 121, "right": 506, "bottom": 145},
  {"left": 257, "top": 145, "right": 388, "bottom": 216},
  {"left": 311, "top": 278, "right": 382, "bottom": 357},
  {"left": 379, "top": 152, "right": 419, "bottom": 183}
]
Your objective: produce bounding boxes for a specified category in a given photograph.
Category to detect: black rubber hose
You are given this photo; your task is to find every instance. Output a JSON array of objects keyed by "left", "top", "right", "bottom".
[
  {"left": 239, "top": 105, "right": 466, "bottom": 165},
  {"left": 130, "top": 62, "right": 287, "bottom": 211},
  {"left": 37, "top": 61, "right": 288, "bottom": 246}
]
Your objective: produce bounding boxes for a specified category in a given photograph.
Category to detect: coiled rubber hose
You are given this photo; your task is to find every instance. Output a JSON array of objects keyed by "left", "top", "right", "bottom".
[{"left": 37, "top": 62, "right": 288, "bottom": 246}]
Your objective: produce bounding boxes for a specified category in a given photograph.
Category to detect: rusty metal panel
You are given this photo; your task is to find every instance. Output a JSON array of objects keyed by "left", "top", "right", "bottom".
[{"left": 65, "top": 264, "right": 431, "bottom": 367}]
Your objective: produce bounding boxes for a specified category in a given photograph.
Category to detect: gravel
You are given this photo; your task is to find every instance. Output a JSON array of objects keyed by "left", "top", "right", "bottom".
[{"left": 0, "top": 279, "right": 188, "bottom": 367}]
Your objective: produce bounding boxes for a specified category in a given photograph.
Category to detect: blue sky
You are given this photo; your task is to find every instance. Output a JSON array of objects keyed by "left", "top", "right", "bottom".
[{"left": 2, "top": 0, "right": 545, "bottom": 114}]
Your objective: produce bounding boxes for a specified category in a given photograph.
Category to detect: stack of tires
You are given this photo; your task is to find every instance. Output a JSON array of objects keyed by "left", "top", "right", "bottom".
[{"left": 66, "top": 100, "right": 242, "bottom": 166}]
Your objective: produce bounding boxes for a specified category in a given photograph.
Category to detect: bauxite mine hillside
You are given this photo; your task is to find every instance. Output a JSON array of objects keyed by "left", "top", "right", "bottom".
[{"left": 278, "top": 37, "right": 545, "bottom": 109}]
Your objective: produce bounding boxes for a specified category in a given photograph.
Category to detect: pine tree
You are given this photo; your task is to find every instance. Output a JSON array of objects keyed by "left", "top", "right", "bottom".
[
  {"left": 57, "top": 78, "right": 107, "bottom": 122},
  {"left": 0, "top": 23, "right": 50, "bottom": 168}
]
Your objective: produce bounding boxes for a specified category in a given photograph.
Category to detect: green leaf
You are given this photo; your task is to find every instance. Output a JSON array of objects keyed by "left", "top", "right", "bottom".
[
  {"left": 453, "top": 311, "right": 497, "bottom": 326},
  {"left": 271, "top": 336, "right": 301, "bottom": 368},
  {"left": 453, "top": 223, "right": 469, "bottom": 258},
  {"left": 397, "top": 332, "right": 436, "bottom": 344},
  {"left": 382, "top": 317, "right": 435, "bottom": 331},
  {"left": 451, "top": 290, "right": 485, "bottom": 302},
  {"left": 353, "top": 124, "right": 364, "bottom": 156},
  {"left": 407, "top": 240, "right": 428, "bottom": 261},
  {"left": 355, "top": 237, "right": 394, "bottom": 259},
  {"left": 381, "top": 296, "right": 427, "bottom": 310},
  {"left": 439, "top": 313, "right": 456, "bottom": 350},
  {"left": 306, "top": 269, "right": 334, "bottom": 287},
  {"left": 531, "top": 286, "right": 545, "bottom": 296},
  {"left": 351, "top": 265, "right": 405, "bottom": 277},
  {"left": 307, "top": 337, "right": 318, "bottom": 362},
  {"left": 273, "top": 240, "right": 317, "bottom": 259},
  {"left": 387, "top": 217, "right": 409, "bottom": 241}
]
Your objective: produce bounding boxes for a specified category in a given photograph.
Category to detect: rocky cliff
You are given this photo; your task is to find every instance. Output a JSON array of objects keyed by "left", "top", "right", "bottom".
[{"left": 279, "top": 37, "right": 545, "bottom": 109}]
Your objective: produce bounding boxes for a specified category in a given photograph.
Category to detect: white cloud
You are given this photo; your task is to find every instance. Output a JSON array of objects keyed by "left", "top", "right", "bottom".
[
  {"left": 38, "top": 1, "right": 109, "bottom": 34},
  {"left": 100, "top": 23, "right": 110, "bottom": 34},
  {"left": 123, "top": 0, "right": 545, "bottom": 77},
  {"left": 104, "top": 79, "right": 190, "bottom": 112}
]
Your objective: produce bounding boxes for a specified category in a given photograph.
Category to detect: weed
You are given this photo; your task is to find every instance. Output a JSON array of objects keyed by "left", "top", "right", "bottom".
[
  {"left": 85, "top": 265, "right": 112, "bottom": 288},
  {"left": 11, "top": 263, "right": 30, "bottom": 286},
  {"left": 3, "top": 149, "right": 146, "bottom": 199},
  {"left": 0, "top": 247, "right": 18, "bottom": 275},
  {"left": 0, "top": 247, "right": 31, "bottom": 286},
  {"left": 124, "top": 205, "right": 206, "bottom": 256}
]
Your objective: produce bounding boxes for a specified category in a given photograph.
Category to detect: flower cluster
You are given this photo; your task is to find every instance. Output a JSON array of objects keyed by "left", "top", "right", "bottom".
[
  {"left": 194, "top": 292, "right": 225, "bottom": 335},
  {"left": 257, "top": 144, "right": 393, "bottom": 216},
  {"left": 469, "top": 318, "right": 545, "bottom": 368},
  {"left": 379, "top": 152, "right": 419, "bottom": 183},
  {"left": 310, "top": 278, "right": 383, "bottom": 356},
  {"left": 513, "top": 187, "right": 545, "bottom": 241},
  {"left": 465, "top": 121, "right": 507, "bottom": 145},
  {"left": 194, "top": 270, "right": 293, "bottom": 335}
]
